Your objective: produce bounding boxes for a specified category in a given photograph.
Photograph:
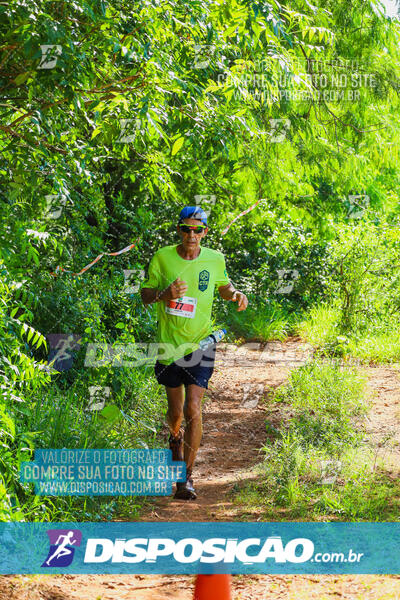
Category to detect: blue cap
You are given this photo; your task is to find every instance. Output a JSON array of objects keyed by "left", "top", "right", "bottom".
[{"left": 178, "top": 206, "right": 208, "bottom": 225}]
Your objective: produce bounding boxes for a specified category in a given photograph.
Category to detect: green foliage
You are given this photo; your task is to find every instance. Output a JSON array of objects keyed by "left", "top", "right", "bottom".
[
  {"left": 233, "top": 361, "right": 399, "bottom": 521},
  {"left": 234, "top": 445, "right": 399, "bottom": 521},
  {"left": 223, "top": 296, "right": 296, "bottom": 342},
  {"left": 1, "top": 0, "right": 400, "bottom": 521},
  {"left": 0, "top": 263, "right": 50, "bottom": 519},
  {"left": 297, "top": 303, "right": 340, "bottom": 347},
  {"left": 298, "top": 222, "right": 400, "bottom": 360},
  {"left": 274, "top": 360, "right": 369, "bottom": 452},
  {"left": 326, "top": 223, "right": 400, "bottom": 333}
]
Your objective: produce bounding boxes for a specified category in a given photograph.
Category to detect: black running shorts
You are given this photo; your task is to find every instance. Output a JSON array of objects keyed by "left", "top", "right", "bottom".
[{"left": 154, "top": 343, "right": 216, "bottom": 389}]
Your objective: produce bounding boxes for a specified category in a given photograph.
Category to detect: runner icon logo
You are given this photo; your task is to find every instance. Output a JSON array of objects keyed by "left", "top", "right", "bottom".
[
  {"left": 198, "top": 270, "right": 210, "bottom": 291},
  {"left": 41, "top": 529, "right": 82, "bottom": 567}
]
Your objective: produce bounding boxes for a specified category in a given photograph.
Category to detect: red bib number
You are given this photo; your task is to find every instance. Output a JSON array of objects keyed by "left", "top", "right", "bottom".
[{"left": 165, "top": 296, "right": 197, "bottom": 318}]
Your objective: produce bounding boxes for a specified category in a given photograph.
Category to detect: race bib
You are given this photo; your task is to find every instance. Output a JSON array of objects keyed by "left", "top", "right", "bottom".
[{"left": 165, "top": 296, "right": 197, "bottom": 318}]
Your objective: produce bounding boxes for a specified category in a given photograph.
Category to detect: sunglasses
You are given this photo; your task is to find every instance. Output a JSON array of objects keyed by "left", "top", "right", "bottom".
[{"left": 179, "top": 224, "right": 207, "bottom": 234}]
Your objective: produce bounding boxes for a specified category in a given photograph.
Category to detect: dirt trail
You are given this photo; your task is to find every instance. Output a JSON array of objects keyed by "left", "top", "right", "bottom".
[
  {"left": 1, "top": 340, "right": 400, "bottom": 599},
  {"left": 139, "top": 340, "right": 302, "bottom": 522},
  {"left": 364, "top": 364, "right": 400, "bottom": 473},
  {"left": 2, "top": 573, "right": 400, "bottom": 600}
]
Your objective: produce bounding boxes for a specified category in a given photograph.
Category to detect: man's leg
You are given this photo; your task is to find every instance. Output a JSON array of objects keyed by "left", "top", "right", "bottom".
[
  {"left": 164, "top": 351, "right": 213, "bottom": 500},
  {"left": 165, "top": 385, "right": 185, "bottom": 437},
  {"left": 165, "top": 384, "right": 185, "bottom": 465},
  {"left": 170, "top": 383, "right": 206, "bottom": 501},
  {"left": 183, "top": 383, "right": 206, "bottom": 476}
]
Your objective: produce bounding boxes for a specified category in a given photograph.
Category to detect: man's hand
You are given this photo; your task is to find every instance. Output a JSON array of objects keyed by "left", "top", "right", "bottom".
[
  {"left": 167, "top": 277, "right": 188, "bottom": 300},
  {"left": 231, "top": 291, "right": 248, "bottom": 311},
  {"left": 218, "top": 283, "right": 248, "bottom": 311},
  {"left": 141, "top": 277, "right": 188, "bottom": 306}
]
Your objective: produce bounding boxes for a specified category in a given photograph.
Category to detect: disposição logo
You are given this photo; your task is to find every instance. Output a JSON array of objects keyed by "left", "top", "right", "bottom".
[
  {"left": 41, "top": 529, "right": 82, "bottom": 567},
  {"left": 83, "top": 536, "right": 314, "bottom": 564}
]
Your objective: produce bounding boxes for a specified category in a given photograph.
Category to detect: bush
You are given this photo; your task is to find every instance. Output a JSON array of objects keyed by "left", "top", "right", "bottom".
[
  {"left": 274, "top": 360, "right": 369, "bottom": 453},
  {"left": 221, "top": 296, "right": 297, "bottom": 342}
]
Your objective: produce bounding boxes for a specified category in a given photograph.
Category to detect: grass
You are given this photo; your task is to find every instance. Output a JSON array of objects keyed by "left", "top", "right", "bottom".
[
  {"left": 298, "top": 304, "right": 400, "bottom": 363},
  {"left": 232, "top": 360, "right": 400, "bottom": 521},
  {"left": 347, "top": 333, "right": 400, "bottom": 363},
  {"left": 5, "top": 364, "right": 167, "bottom": 522},
  {"left": 297, "top": 304, "right": 340, "bottom": 348},
  {"left": 235, "top": 445, "right": 400, "bottom": 521},
  {"left": 275, "top": 361, "right": 369, "bottom": 452},
  {"left": 224, "top": 297, "right": 297, "bottom": 342}
]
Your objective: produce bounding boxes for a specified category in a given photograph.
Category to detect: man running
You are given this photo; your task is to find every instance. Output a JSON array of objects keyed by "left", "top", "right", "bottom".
[{"left": 140, "top": 206, "right": 248, "bottom": 500}]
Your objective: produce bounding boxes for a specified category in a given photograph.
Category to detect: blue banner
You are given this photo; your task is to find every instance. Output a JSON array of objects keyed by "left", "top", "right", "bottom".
[
  {"left": 0, "top": 522, "right": 399, "bottom": 574},
  {"left": 20, "top": 449, "right": 186, "bottom": 496}
]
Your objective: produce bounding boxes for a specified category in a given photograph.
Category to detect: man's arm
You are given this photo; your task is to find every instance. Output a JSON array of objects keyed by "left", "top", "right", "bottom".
[
  {"left": 141, "top": 278, "right": 188, "bottom": 306},
  {"left": 218, "top": 282, "right": 236, "bottom": 300},
  {"left": 140, "top": 287, "right": 167, "bottom": 305},
  {"left": 218, "top": 282, "right": 248, "bottom": 311}
]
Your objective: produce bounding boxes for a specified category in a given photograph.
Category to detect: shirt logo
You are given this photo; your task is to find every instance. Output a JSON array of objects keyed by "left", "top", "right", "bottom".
[{"left": 198, "top": 269, "right": 210, "bottom": 291}]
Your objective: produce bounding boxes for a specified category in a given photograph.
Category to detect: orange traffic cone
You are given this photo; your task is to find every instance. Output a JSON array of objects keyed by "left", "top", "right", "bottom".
[{"left": 193, "top": 574, "right": 232, "bottom": 599}]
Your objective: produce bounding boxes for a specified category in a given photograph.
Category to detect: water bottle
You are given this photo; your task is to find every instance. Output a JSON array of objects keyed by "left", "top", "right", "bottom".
[{"left": 198, "top": 328, "right": 227, "bottom": 351}]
